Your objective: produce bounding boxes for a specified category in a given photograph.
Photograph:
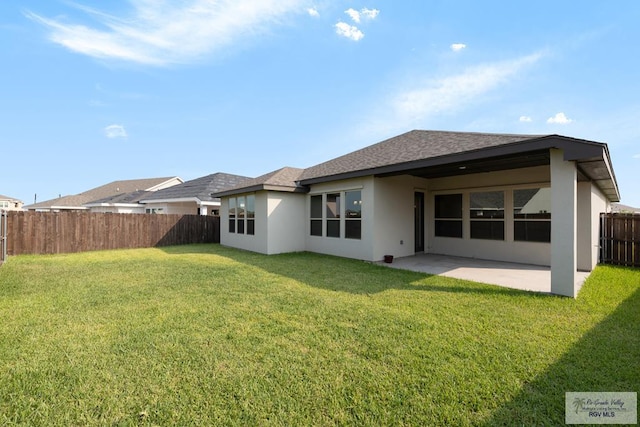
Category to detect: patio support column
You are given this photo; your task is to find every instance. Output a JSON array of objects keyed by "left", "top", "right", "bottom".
[{"left": 550, "top": 149, "right": 577, "bottom": 297}]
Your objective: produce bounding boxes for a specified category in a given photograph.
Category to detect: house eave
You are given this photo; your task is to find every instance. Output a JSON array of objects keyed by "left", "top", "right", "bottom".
[
  {"left": 299, "top": 135, "right": 620, "bottom": 202},
  {"left": 214, "top": 184, "right": 307, "bottom": 198},
  {"left": 84, "top": 203, "right": 143, "bottom": 208},
  {"left": 140, "top": 197, "right": 203, "bottom": 204}
]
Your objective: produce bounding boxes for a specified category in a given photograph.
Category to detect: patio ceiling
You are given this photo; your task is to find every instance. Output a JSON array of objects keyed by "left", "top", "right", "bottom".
[
  {"left": 375, "top": 149, "right": 551, "bottom": 180},
  {"left": 370, "top": 136, "right": 620, "bottom": 202}
]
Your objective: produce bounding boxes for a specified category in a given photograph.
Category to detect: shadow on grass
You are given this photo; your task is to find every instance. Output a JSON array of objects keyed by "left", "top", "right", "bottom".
[
  {"left": 159, "top": 244, "right": 544, "bottom": 298},
  {"left": 482, "top": 283, "right": 640, "bottom": 426}
]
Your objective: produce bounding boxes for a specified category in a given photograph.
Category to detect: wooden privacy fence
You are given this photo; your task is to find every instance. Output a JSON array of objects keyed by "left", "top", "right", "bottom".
[
  {"left": 600, "top": 213, "right": 640, "bottom": 268},
  {"left": 5, "top": 211, "right": 220, "bottom": 256}
]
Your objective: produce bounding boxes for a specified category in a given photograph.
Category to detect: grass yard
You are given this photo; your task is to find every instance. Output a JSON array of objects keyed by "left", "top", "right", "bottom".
[{"left": 0, "top": 245, "right": 638, "bottom": 426}]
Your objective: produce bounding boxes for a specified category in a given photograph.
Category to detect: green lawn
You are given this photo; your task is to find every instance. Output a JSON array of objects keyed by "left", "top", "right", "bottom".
[{"left": 0, "top": 245, "right": 638, "bottom": 426}]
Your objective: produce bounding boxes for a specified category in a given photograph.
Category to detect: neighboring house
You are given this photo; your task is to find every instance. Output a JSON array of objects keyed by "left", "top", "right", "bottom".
[
  {"left": 214, "top": 130, "right": 621, "bottom": 298},
  {"left": 611, "top": 203, "right": 640, "bottom": 214},
  {"left": 0, "top": 194, "right": 23, "bottom": 211},
  {"left": 83, "top": 190, "right": 153, "bottom": 214},
  {"left": 24, "top": 177, "right": 183, "bottom": 212},
  {"left": 139, "top": 172, "right": 251, "bottom": 215}
]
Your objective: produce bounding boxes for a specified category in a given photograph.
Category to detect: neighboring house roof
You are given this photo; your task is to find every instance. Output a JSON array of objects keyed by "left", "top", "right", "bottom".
[
  {"left": 297, "top": 130, "right": 620, "bottom": 202},
  {"left": 611, "top": 203, "right": 640, "bottom": 214},
  {"left": 24, "top": 176, "right": 182, "bottom": 210},
  {"left": 25, "top": 194, "right": 91, "bottom": 211},
  {"left": 141, "top": 172, "right": 251, "bottom": 204},
  {"left": 84, "top": 190, "right": 154, "bottom": 207},
  {"left": 214, "top": 167, "right": 306, "bottom": 197}
]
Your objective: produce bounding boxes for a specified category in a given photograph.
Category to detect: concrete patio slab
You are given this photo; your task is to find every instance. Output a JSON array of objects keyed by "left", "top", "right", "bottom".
[{"left": 377, "top": 253, "right": 590, "bottom": 294}]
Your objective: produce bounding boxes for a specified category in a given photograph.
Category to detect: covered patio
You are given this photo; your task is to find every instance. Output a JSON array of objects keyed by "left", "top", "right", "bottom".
[{"left": 378, "top": 253, "right": 591, "bottom": 294}]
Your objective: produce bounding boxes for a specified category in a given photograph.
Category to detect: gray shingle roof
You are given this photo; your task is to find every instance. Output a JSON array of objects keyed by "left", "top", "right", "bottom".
[
  {"left": 140, "top": 173, "right": 251, "bottom": 202},
  {"left": 24, "top": 177, "right": 180, "bottom": 209},
  {"left": 299, "top": 130, "right": 544, "bottom": 182},
  {"left": 85, "top": 190, "right": 154, "bottom": 205},
  {"left": 213, "top": 167, "right": 305, "bottom": 197},
  {"left": 214, "top": 129, "right": 620, "bottom": 202},
  {"left": 0, "top": 194, "right": 21, "bottom": 202}
]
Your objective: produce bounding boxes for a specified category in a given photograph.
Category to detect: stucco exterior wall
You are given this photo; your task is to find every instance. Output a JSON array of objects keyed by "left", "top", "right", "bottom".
[
  {"left": 577, "top": 182, "right": 609, "bottom": 271},
  {"left": 157, "top": 202, "right": 197, "bottom": 215},
  {"left": 550, "top": 149, "right": 578, "bottom": 297},
  {"left": 266, "top": 192, "right": 306, "bottom": 254},
  {"left": 427, "top": 165, "right": 552, "bottom": 266},
  {"left": 221, "top": 191, "right": 305, "bottom": 255},
  {"left": 305, "top": 177, "right": 375, "bottom": 260},
  {"left": 220, "top": 192, "right": 267, "bottom": 254},
  {"left": 372, "top": 175, "right": 429, "bottom": 261},
  {"left": 0, "top": 198, "right": 23, "bottom": 211},
  {"left": 218, "top": 159, "right": 611, "bottom": 281},
  {"left": 590, "top": 184, "right": 609, "bottom": 266},
  {"left": 304, "top": 166, "right": 555, "bottom": 264}
]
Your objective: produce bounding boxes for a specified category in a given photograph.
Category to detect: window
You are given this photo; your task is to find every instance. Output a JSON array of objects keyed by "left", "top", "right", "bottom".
[
  {"left": 237, "top": 196, "right": 245, "bottom": 234},
  {"left": 310, "top": 195, "right": 323, "bottom": 236},
  {"left": 513, "top": 188, "right": 551, "bottom": 242},
  {"left": 309, "top": 190, "right": 362, "bottom": 240},
  {"left": 435, "top": 194, "right": 463, "bottom": 238},
  {"left": 345, "top": 190, "right": 362, "bottom": 239},
  {"left": 0, "top": 201, "right": 8, "bottom": 208},
  {"left": 227, "top": 194, "right": 255, "bottom": 236},
  {"left": 145, "top": 208, "right": 163, "bottom": 214},
  {"left": 228, "top": 198, "right": 236, "bottom": 233},
  {"left": 246, "top": 195, "right": 255, "bottom": 235},
  {"left": 470, "top": 191, "right": 504, "bottom": 240},
  {"left": 326, "top": 193, "right": 340, "bottom": 238}
]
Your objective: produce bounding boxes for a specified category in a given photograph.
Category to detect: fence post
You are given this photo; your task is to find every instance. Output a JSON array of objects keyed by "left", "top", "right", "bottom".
[
  {"left": 0, "top": 210, "right": 6, "bottom": 265},
  {"left": 599, "top": 213, "right": 603, "bottom": 264}
]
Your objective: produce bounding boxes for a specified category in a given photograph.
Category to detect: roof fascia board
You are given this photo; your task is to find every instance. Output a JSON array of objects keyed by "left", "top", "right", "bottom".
[
  {"left": 51, "top": 206, "right": 88, "bottom": 210},
  {"left": 140, "top": 197, "right": 201, "bottom": 204},
  {"left": 600, "top": 146, "right": 621, "bottom": 201},
  {"left": 214, "top": 184, "right": 307, "bottom": 198},
  {"left": 85, "top": 203, "right": 142, "bottom": 208}
]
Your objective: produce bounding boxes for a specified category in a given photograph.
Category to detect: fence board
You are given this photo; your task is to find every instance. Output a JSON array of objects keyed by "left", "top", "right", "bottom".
[
  {"left": 600, "top": 213, "right": 640, "bottom": 267},
  {"left": 5, "top": 211, "right": 220, "bottom": 256}
]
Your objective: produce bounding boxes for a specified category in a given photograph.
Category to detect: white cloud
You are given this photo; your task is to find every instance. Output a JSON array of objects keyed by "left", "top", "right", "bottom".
[
  {"left": 360, "top": 8, "right": 379, "bottom": 20},
  {"left": 547, "top": 112, "right": 573, "bottom": 124},
  {"left": 104, "top": 124, "right": 127, "bottom": 139},
  {"left": 337, "top": 7, "right": 378, "bottom": 40},
  {"left": 345, "top": 8, "right": 361, "bottom": 23},
  {"left": 633, "top": 154, "right": 640, "bottom": 159},
  {"left": 450, "top": 43, "right": 466, "bottom": 52},
  {"left": 519, "top": 116, "right": 533, "bottom": 122},
  {"left": 345, "top": 7, "right": 379, "bottom": 23},
  {"left": 392, "top": 53, "right": 543, "bottom": 126},
  {"left": 307, "top": 7, "right": 319, "bottom": 17},
  {"left": 26, "top": 0, "right": 305, "bottom": 66},
  {"left": 335, "top": 22, "right": 364, "bottom": 41}
]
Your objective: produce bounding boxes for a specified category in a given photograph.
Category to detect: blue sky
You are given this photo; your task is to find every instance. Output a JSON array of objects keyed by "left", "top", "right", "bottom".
[{"left": 2, "top": 1, "right": 639, "bottom": 207}]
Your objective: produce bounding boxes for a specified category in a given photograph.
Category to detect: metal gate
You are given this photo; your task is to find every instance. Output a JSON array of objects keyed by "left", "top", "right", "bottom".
[{"left": 0, "top": 210, "right": 6, "bottom": 265}]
